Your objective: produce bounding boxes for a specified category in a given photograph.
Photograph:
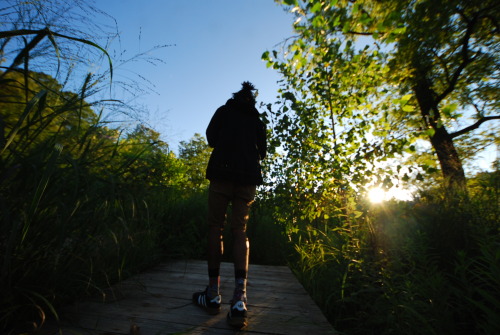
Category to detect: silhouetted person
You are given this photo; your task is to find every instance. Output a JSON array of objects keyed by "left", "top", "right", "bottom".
[{"left": 192, "top": 81, "right": 267, "bottom": 329}]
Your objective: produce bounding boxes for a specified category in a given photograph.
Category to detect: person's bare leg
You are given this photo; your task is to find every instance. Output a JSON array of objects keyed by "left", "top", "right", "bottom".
[
  {"left": 207, "top": 182, "right": 230, "bottom": 296},
  {"left": 231, "top": 184, "right": 256, "bottom": 302},
  {"left": 232, "top": 220, "right": 250, "bottom": 280}
]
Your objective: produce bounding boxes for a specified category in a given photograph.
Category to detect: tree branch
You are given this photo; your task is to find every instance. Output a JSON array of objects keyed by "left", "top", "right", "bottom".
[
  {"left": 346, "top": 30, "right": 373, "bottom": 36},
  {"left": 436, "top": 12, "right": 477, "bottom": 103},
  {"left": 450, "top": 115, "right": 500, "bottom": 139}
]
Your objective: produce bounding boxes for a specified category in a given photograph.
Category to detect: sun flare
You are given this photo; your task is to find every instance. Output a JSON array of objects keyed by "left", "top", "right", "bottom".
[
  {"left": 368, "top": 187, "right": 386, "bottom": 203},
  {"left": 368, "top": 186, "right": 414, "bottom": 203}
]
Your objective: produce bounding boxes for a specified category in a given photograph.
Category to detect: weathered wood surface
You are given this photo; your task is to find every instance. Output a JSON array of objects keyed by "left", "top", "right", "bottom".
[{"left": 59, "top": 259, "right": 336, "bottom": 334}]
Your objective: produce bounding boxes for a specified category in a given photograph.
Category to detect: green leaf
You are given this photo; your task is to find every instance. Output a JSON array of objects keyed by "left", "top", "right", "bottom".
[
  {"left": 311, "top": 2, "right": 322, "bottom": 13},
  {"left": 426, "top": 128, "right": 436, "bottom": 137},
  {"left": 401, "top": 94, "right": 412, "bottom": 102},
  {"left": 283, "top": 91, "right": 297, "bottom": 103},
  {"left": 441, "top": 103, "right": 458, "bottom": 117},
  {"left": 312, "top": 15, "right": 325, "bottom": 28},
  {"left": 393, "top": 26, "right": 407, "bottom": 34},
  {"left": 342, "top": 21, "right": 351, "bottom": 33},
  {"left": 353, "top": 211, "right": 363, "bottom": 219},
  {"left": 352, "top": 3, "right": 359, "bottom": 15},
  {"left": 377, "top": 22, "right": 387, "bottom": 31},
  {"left": 333, "top": 15, "right": 341, "bottom": 27},
  {"left": 360, "top": 13, "right": 372, "bottom": 25}
]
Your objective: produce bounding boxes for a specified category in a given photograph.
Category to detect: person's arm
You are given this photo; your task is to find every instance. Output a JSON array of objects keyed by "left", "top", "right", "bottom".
[
  {"left": 206, "top": 106, "right": 225, "bottom": 148},
  {"left": 256, "top": 121, "right": 267, "bottom": 160}
]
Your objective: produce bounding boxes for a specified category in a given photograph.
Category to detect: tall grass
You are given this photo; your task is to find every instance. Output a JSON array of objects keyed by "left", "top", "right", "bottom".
[
  {"left": 0, "top": 29, "right": 190, "bottom": 330},
  {"left": 150, "top": 186, "right": 289, "bottom": 266},
  {"left": 153, "top": 188, "right": 209, "bottom": 260},
  {"left": 279, "top": 180, "right": 500, "bottom": 335},
  {"left": 0, "top": 75, "right": 158, "bottom": 331},
  {"left": 0, "top": 67, "right": 289, "bottom": 332},
  {"left": 0, "top": 5, "right": 287, "bottom": 332},
  {"left": 0, "top": 68, "right": 287, "bottom": 331}
]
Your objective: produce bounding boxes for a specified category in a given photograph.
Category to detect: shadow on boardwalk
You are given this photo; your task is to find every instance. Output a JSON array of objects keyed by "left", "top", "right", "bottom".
[{"left": 59, "top": 259, "right": 336, "bottom": 334}]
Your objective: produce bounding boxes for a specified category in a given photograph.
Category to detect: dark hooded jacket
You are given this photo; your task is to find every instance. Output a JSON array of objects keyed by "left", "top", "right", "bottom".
[{"left": 206, "top": 97, "right": 267, "bottom": 185}]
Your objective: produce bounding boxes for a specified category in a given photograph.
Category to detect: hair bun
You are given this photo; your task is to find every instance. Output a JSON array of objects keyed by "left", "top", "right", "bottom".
[{"left": 241, "top": 81, "right": 256, "bottom": 91}]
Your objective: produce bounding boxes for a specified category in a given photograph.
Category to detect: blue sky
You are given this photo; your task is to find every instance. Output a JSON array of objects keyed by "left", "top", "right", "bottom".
[
  {"left": 96, "top": 0, "right": 295, "bottom": 151},
  {"left": 79, "top": 0, "right": 495, "bottom": 171}
]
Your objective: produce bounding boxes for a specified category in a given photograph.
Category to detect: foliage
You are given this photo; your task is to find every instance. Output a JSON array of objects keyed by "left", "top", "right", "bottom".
[
  {"left": 178, "top": 133, "right": 211, "bottom": 190},
  {"left": 0, "top": 35, "right": 284, "bottom": 335},
  {"left": 1, "top": 1, "right": 498, "bottom": 335},
  {"left": 120, "top": 124, "right": 185, "bottom": 187},
  {"left": 268, "top": 0, "right": 500, "bottom": 191},
  {"left": 0, "top": 68, "right": 181, "bottom": 330},
  {"left": 280, "top": 176, "right": 499, "bottom": 334},
  {"left": 0, "top": 2, "right": 288, "bottom": 332},
  {"left": 150, "top": 187, "right": 208, "bottom": 260},
  {"left": 260, "top": 3, "right": 499, "bottom": 333},
  {"left": 0, "top": 1, "right": 178, "bottom": 330},
  {"left": 261, "top": 6, "right": 499, "bottom": 332}
]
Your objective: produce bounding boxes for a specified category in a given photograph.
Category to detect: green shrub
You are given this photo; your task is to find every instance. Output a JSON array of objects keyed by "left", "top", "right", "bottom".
[{"left": 283, "top": 178, "right": 499, "bottom": 334}]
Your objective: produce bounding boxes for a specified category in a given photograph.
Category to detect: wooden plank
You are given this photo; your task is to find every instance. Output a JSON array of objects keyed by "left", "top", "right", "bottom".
[{"left": 59, "top": 260, "right": 336, "bottom": 335}]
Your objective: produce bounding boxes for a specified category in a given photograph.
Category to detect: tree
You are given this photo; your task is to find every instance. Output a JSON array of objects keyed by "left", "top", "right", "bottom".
[
  {"left": 0, "top": 70, "right": 100, "bottom": 159},
  {"left": 267, "top": 0, "right": 499, "bottom": 192},
  {"left": 178, "top": 133, "right": 211, "bottom": 190},
  {"left": 116, "top": 125, "right": 187, "bottom": 188}
]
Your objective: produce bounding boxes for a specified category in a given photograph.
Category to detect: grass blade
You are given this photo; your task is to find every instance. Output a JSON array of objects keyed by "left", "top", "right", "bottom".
[{"left": 1, "top": 89, "right": 48, "bottom": 155}]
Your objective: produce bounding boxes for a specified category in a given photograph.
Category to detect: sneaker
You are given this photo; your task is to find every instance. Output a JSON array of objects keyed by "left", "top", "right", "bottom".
[
  {"left": 192, "top": 287, "right": 221, "bottom": 315},
  {"left": 227, "top": 300, "right": 248, "bottom": 328}
]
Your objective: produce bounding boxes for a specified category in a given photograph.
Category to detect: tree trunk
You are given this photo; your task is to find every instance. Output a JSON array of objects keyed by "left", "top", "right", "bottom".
[
  {"left": 413, "top": 76, "right": 467, "bottom": 192},
  {"left": 414, "top": 73, "right": 470, "bottom": 253},
  {"left": 429, "top": 126, "right": 467, "bottom": 191}
]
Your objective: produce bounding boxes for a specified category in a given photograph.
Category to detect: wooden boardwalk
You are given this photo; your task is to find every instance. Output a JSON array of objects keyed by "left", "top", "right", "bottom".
[{"left": 59, "top": 260, "right": 336, "bottom": 335}]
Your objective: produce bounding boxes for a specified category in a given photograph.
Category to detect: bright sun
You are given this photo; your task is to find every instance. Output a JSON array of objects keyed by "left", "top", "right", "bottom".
[
  {"left": 368, "top": 187, "right": 413, "bottom": 203},
  {"left": 368, "top": 187, "right": 386, "bottom": 203}
]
